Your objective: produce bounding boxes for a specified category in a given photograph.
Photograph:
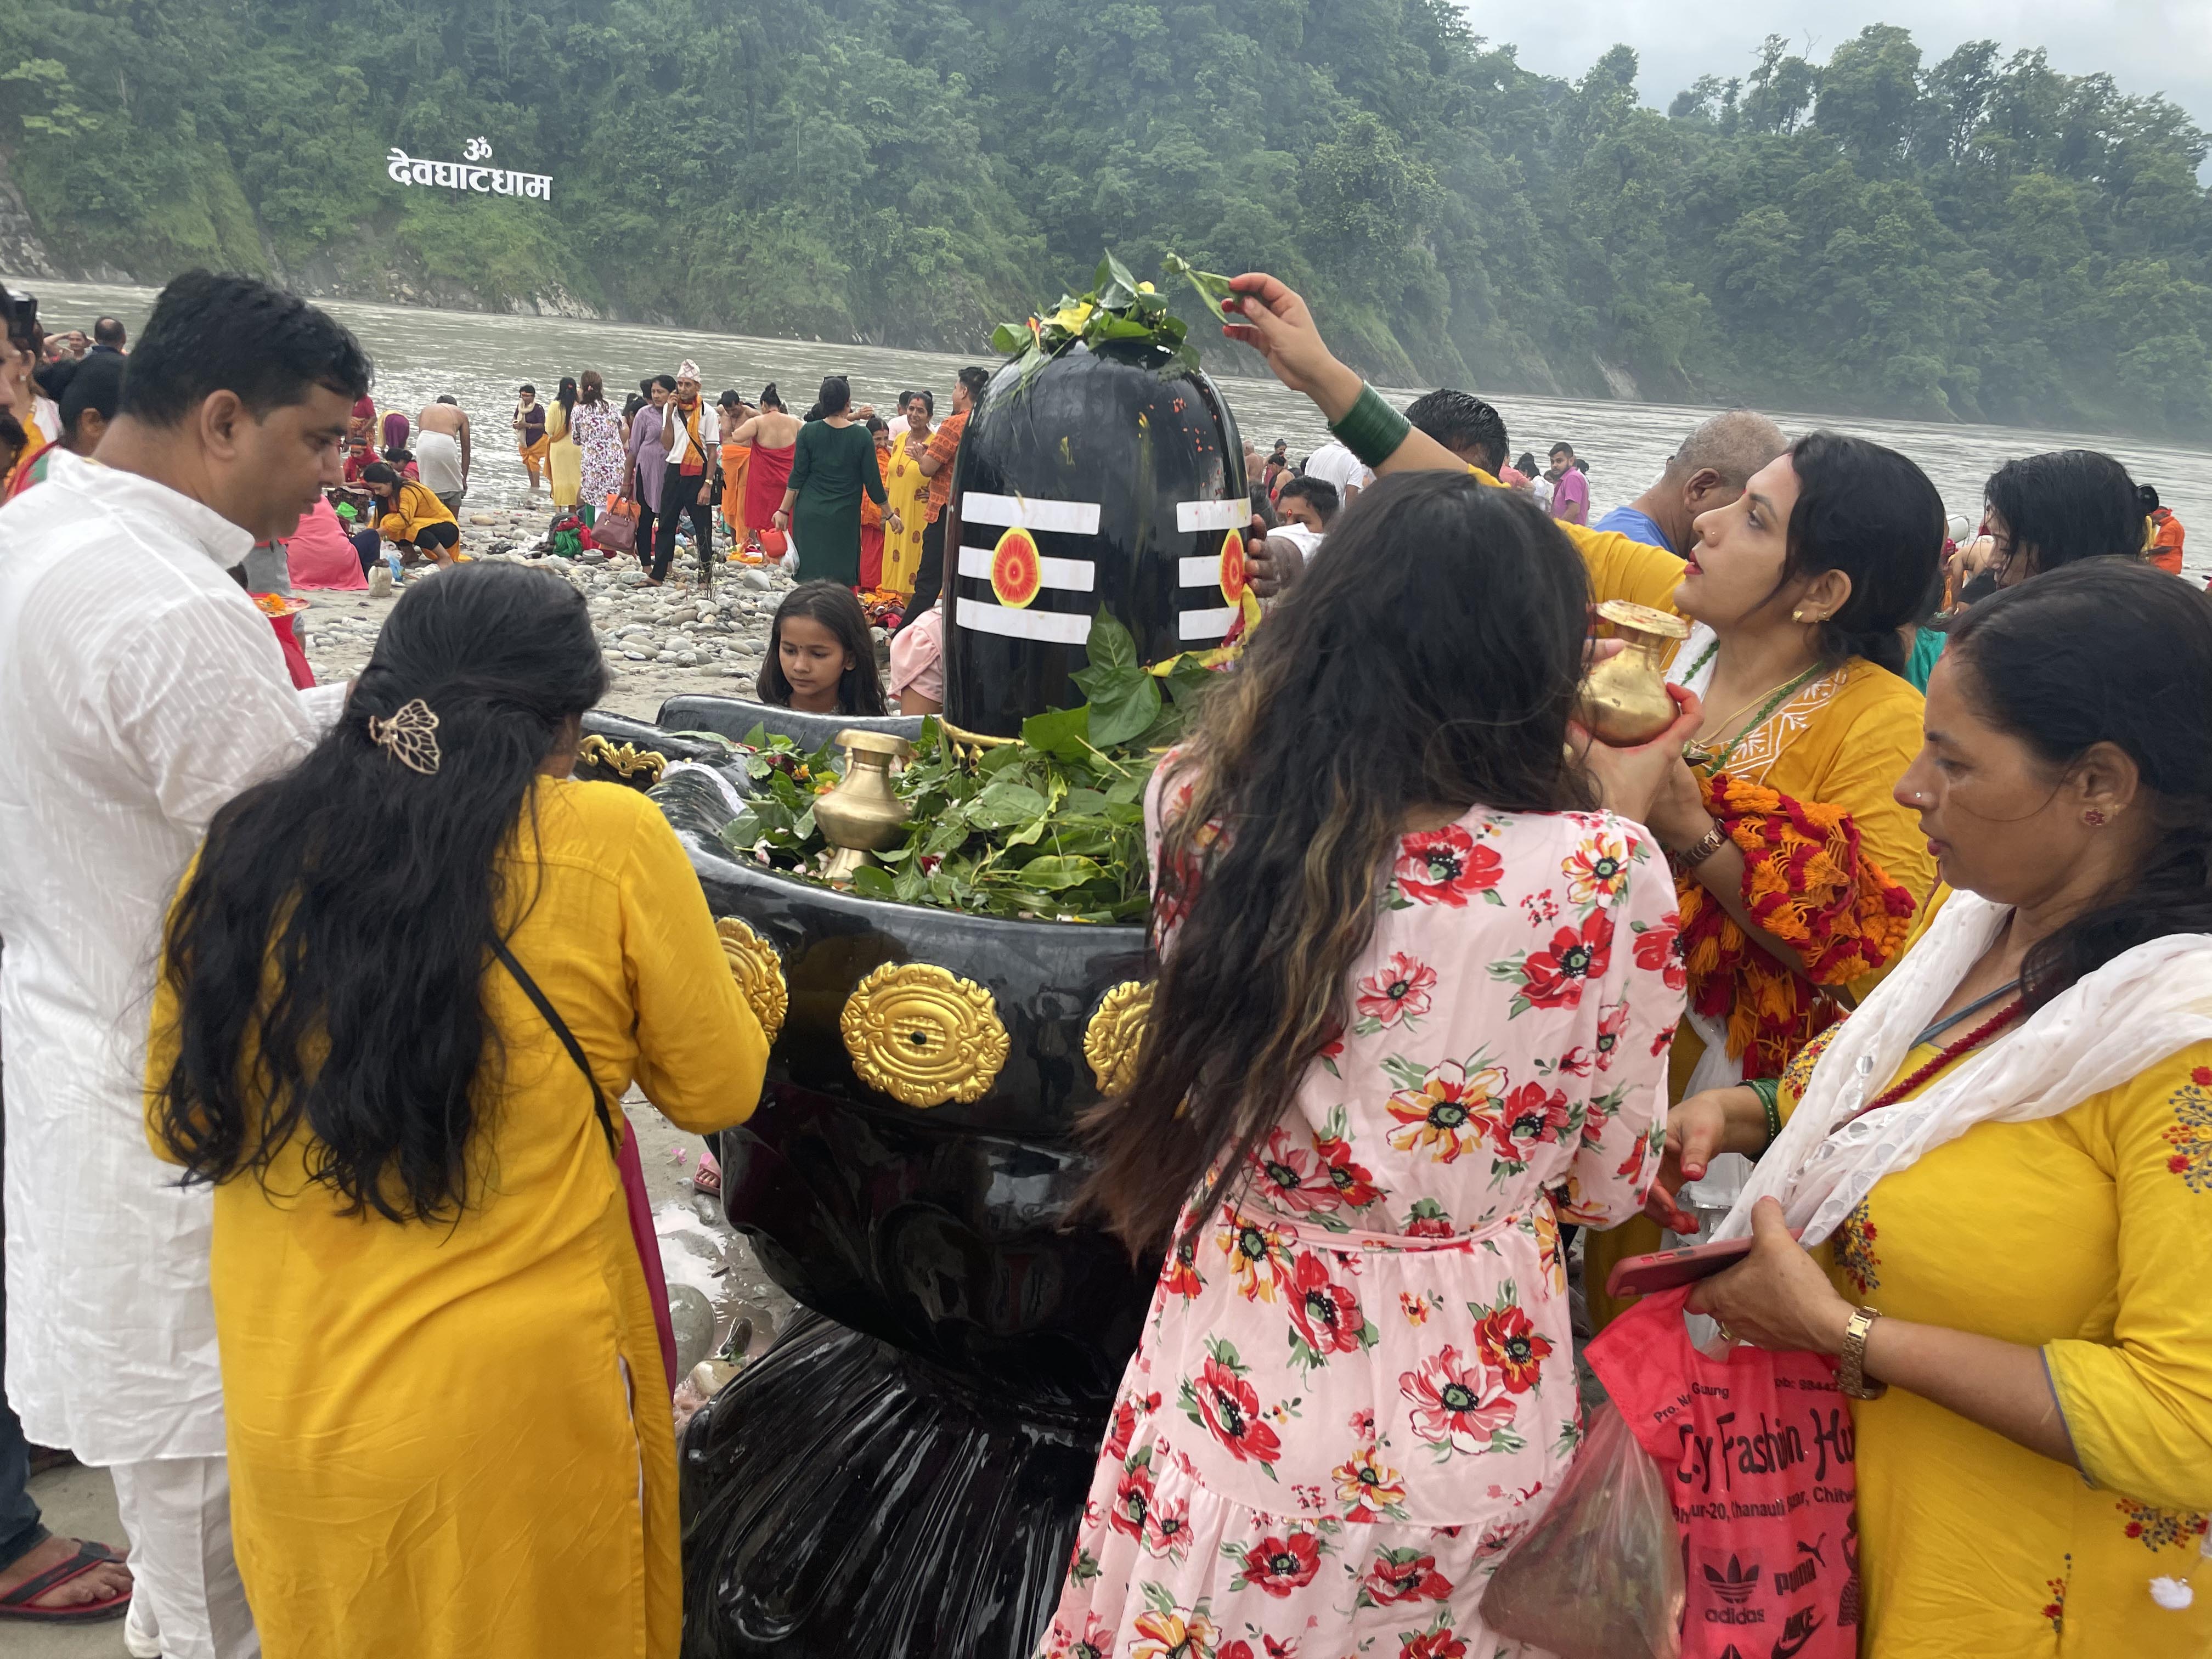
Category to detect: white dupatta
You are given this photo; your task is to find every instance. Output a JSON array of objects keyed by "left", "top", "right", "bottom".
[{"left": 1714, "top": 890, "right": 2212, "bottom": 1248}]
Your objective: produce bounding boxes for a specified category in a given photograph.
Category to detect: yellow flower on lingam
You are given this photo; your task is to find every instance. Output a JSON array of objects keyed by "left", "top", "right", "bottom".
[
  {"left": 1137, "top": 281, "right": 1156, "bottom": 294},
  {"left": 1052, "top": 300, "right": 1095, "bottom": 332}
]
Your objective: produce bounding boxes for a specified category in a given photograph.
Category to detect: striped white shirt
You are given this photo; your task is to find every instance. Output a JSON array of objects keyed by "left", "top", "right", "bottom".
[{"left": 0, "top": 450, "right": 344, "bottom": 1464}]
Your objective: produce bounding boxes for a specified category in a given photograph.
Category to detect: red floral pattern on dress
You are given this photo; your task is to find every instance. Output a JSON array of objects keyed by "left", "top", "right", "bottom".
[
  {"left": 1042, "top": 786, "right": 1683, "bottom": 1656},
  {"left": 1392, "top": 827, "right": 1503, "bottom": 907}
]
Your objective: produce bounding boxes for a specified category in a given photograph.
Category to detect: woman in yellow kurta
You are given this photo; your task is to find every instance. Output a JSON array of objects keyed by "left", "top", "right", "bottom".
[
  {"left": 144, "top": 561, "right": 767, "bottom": 1658},
  {"left": 1560, "top": 439, "right": 1943, "bottom": 1324},
  {"left": 547, "top": 375, "right": 582, "bottom": 510},
  {"left": 1661, "top": 560, "right": 2212, "bottom": 1655},
  {"left": 879, "top": 393, "right": 933, "bottom": 596}
]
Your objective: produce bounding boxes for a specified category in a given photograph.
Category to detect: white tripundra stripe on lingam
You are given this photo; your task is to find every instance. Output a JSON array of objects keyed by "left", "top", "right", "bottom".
[
  {"left": 957, "top": 546, "right": 1096, "bottom": 591},
  {"left": 956, "top": 597, "right": 1095, "bottom": 644},
  {"left": 1178, "top": 607, "right": 1237, "bottom": 641},
  {"left": 1175, "top": 499, "right": 1247, "bottom": 533},
  {"left": 958, "top": 493, "right": 1102, "bottom": 535},
  {"left": 1177, "top": 555, "right": 1232, "bottom": 587}
]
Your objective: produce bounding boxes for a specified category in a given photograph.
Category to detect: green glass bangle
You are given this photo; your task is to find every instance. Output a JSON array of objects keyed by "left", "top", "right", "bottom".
[
  {"left": 1747, "top": 1077, "right": 1782, "bottom": 1147},
  {"left": 1327, "top": 383, "right": 1412, "bottom": 470}
]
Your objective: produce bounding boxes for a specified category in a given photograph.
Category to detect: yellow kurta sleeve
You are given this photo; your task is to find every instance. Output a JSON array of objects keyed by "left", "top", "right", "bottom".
[
  {"left": 1465, "top": 465, "right": 1686, "bottom": 630},
  {"left": 617, "top": 799, "right": 769, "bottom": 1132},
  {"left": 2044, "top": 1042, "right": 2212, "bottom": 1515}
]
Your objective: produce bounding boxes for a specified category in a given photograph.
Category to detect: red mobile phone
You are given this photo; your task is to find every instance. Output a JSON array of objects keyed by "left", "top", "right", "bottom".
[{"left": 1604, "top": 1235, "right": 1755, "bottom": 1299}]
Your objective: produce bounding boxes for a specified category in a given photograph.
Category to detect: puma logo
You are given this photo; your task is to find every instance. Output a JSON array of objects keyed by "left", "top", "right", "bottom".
[{"left": 1796, "top": 1533, "right": 1828, "bottom": 1569}]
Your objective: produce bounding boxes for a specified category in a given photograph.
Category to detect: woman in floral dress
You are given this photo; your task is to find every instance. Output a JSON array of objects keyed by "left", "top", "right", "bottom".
[
  {"left": 1042, "top": 475, "right": 1689, "bottom": 1659},
  {"left": 573, "top": 370, "right": 625, "bottom": 507}
]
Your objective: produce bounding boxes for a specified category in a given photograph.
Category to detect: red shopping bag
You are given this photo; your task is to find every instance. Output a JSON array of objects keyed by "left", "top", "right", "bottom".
[{"left": 1588, "top": 1288, "right": 1859, "bottom": 1659}]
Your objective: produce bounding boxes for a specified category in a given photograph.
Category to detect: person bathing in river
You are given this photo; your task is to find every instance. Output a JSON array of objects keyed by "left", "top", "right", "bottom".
[
  {"left": 755, "top": 581, "right": 888, "bottom": 716},
  {"left": 514, "top": 383, "right": 548, "bottom": 491},
  {"left": 1593, "top": 409, "right": 1790, "bottom": 555},
  {"left": 1218, "top": 271, "right": 1946, "bottom": 1330},
  {"left": 728, "top": 384, "right": 799, "bottom": 561}
]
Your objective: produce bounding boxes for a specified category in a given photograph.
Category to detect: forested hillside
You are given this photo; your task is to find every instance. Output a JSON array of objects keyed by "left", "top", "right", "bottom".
[{"left": 2, "top": 0, "right": 2208, "bottom": 437}]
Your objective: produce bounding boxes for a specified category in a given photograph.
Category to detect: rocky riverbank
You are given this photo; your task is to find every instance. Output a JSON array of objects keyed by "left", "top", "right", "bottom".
[{"left": 296, "top": 501, "right": 832, "bottom": 724}]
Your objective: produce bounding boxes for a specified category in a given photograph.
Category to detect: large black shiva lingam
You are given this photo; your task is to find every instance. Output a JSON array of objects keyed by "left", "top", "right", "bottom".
[{"left": 577, "top": 334, "right": 1249, "bottom": 1659}]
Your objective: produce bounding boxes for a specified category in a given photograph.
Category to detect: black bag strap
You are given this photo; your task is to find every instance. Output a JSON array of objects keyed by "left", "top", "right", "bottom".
[{"left": 491, "top": 936, "right": 619, "bottom": 1160}]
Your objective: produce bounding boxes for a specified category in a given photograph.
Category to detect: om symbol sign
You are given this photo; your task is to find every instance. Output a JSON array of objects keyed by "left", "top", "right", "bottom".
[{"left": 462, "top": 136, "right": 493, "bottom": 161}]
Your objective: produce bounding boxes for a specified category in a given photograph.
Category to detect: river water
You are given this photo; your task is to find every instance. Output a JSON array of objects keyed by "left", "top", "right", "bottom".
[{"left": 38, "top": 279, "right": 2212, "bottom": 577}]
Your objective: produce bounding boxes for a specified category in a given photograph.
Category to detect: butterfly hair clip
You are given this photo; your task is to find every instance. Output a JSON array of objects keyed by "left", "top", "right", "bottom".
[{"left": 366, "top": 698, "right": 443, "bottom": 776}]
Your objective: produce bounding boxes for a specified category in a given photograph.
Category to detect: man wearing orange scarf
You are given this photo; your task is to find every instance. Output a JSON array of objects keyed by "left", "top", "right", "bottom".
[{"left": 652, "top": 360, "right": 720, "bottom": 588}]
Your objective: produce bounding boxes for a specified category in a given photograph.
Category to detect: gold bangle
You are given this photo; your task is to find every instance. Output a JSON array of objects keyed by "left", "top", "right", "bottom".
[
  {"left": 1839, "top": 1305, "right": 1888, "bottom": 1400},
  {"left": 1672, "top": 821, "right": 1728, "bottom": 868}
]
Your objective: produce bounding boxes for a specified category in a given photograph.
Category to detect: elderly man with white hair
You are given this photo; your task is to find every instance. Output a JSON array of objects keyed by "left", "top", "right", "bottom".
[{"left": 1593, "top": 407, "right": 1791, "bottom": 554}]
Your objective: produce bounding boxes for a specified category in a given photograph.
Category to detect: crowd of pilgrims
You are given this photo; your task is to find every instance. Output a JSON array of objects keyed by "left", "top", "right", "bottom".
[{"left": 0, "top": 267, "right": 2205, "bottom": 1659}]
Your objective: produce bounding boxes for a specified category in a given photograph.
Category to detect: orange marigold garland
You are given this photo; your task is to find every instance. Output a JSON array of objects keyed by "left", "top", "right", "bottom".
[{"left": 1673, "top": 771, "right": 1918, "bottom": 1079}]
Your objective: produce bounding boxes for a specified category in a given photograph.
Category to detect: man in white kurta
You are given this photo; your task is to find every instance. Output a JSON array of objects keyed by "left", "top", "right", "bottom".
[{"left": 0, "top": 271, "right": 366, "bottom": 1659}]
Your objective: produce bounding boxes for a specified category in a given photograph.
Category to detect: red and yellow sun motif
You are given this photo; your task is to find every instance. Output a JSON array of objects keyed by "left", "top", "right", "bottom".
[
  {"left": 991, "top": 526, "right": 1043, "bottom": 608},
  {"left": 1218, "top": 527, "right": 1247, "bottom": 605}
]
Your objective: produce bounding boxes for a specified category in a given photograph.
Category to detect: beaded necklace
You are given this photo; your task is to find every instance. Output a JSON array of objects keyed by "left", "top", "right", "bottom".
[{"left": 1847, "top": 999, "right": 2025, "bottom": 1125}]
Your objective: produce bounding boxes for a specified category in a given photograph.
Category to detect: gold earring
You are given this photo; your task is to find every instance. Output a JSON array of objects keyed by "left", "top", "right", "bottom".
[{"left": 1792, "top": 610, "right": 1804, "bottom": 622}]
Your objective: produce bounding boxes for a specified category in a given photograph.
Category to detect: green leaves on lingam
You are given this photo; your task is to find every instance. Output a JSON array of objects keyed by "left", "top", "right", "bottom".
[
  {"left": 716, "top": 613, "right": 1221, "bottom": 922},
  {"left": 989, "top": 252, "right": 1204, "bottom": 380}
]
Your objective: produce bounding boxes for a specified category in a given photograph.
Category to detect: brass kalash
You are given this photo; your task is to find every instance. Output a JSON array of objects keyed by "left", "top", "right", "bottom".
[
  {"left": 1577, "top": 598, "right": 1691, "bottom": 745},
  {"left": 809, "top": 728, "right": 913, "bottom": 882}
]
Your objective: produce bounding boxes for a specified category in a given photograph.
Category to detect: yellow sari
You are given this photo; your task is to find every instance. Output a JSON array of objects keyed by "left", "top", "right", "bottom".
[
  {"left": 1550, "top": 518, "right": 1939, "bottom": 1328},
  {"left": 1776, "top": 1025, "right": 2212, "bottom": 1657},
  {"left": 880, "top": 427, "right": 932, "bottom": 596},
  {"left": 720, "top": 441, "right": 751, "bottom": 549}
]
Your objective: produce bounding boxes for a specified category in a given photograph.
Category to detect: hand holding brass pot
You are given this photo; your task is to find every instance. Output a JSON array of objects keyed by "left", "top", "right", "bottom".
[
  {"left": 1577, "top": 600, "right": 1692, "bottom": 746},
  {"left": 814, "top": 729, "right": 914, "bottom": 882}
]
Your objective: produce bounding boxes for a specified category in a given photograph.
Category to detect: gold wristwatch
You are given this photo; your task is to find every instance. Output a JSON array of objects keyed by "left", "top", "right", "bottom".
[{"left": 1839, "top": 1305, "right": 1888, "bottom": 1400}]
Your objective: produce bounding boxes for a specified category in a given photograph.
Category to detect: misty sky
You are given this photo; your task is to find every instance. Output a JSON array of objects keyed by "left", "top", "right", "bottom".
[{"left": 1486, "top": 0, "right": 2212, "bottom": 135}]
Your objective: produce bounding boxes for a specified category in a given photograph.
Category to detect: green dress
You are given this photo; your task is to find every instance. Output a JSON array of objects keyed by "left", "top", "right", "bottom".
[{"left": 788, "top": 419, "right": 887, "bottom": 585}]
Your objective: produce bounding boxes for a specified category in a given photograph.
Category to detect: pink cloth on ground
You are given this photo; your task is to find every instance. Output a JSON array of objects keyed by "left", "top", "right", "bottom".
[{"left": 286, "top": 499, "right": 369, "bottom": 590}]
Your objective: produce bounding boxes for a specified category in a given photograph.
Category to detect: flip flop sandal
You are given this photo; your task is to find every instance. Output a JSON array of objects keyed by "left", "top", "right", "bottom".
[
  {"left": 692, "top": 1148, "right": 723, "bottom": 1197},
  {"left": 0, "top": 1541, "right": 133, "bottom": 1624}
]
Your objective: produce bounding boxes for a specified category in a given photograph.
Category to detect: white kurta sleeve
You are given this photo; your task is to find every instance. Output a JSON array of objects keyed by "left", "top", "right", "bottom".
[{"left": 104, "top": 591, "right": 326, "bottom": 830}]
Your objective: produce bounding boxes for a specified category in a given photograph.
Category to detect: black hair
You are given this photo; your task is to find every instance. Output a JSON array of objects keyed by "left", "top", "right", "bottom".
[
  {"left": 755, "top": 580, "right": 888, "bottom": 715},
  {"left": 435, "top": 393, "right": 459, "bottom": 407},
  {"left": 622, "top": 394, "right": 644, "bottom": 421},
  {"left": 1404, "top": 389, "right": 1510, "bottom": 475},
  {"left": 865, "top": 415, "right": 887, "bottom": 436},
  {"left": 1983, "top": 450, "right": 2140, "bottom": 580},
  {"left": 148, "top": 562, "right": 609, "bottom": 1221},
  {"left": 1550, "top": 442, "right": 1574, "bottom": 459},
  {"left": 1779, "top": 431, "right": 1944, "bottom": 676},
  {"left": 0, "top": 410, "right": 23, "bottom": 463},
  {"left": 119, "top": 271, "right": 370, "bottom": 427},
  {"left": 381, "top": 445, "right": 413, "bottom": 469},
  {"left": 578, "top": 371, "right": 604, "bottom": 405},
  {"left": 1277, "top": 475, "right": 1340, "bottom": 525},
  {"left": 653, "top": 374, "right": 678, "bottom": 393},
  {"left": 1945, "top": 560, "right": 2212, "bottom": 1010},
  {"left": 718, "top": 390, "right": 744, "bottom": 412},
  {"left": 817, "top": 375, "right": 851, "bottom": 416},
  {"left": 2138, "top": 483, "right": 2161, "bottom": 515},
  {"left": 910, "top": 388, "right": 934, "bottom": 416},
  {"left": 1515, "top": 452, "right": 1538, "bottom": 476},
  {"left": 93, "top": 315, "right": 126, "bottom": 346},
  {"left": 517, "top": 382, "right": 537, "bottom": 396},
  {"left": 957, "top": 365, "right": 989, "bottom": 403},
  {"left": 360, "top": 461, "right": 400, "bottom": 488},
  {"left": 58, "top": 351, "right": 124, "bottom": 445},
  {"left": 554, "top": 376, "right": 578, "bottom": 420},
  {"left": 638, "top": 377, "right": 655, "bottom": 396},
  {"left": 1077, "top": 472, "right": 1597, "bottom": 1250},
  {"left": 759, "top": 382, "right": 784, "bottom": 410}
]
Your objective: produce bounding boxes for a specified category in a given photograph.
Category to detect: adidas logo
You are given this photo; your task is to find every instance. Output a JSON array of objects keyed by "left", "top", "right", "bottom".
[{"left": 1705, "top": 1554, "right": 1763, "bottom": 1605}]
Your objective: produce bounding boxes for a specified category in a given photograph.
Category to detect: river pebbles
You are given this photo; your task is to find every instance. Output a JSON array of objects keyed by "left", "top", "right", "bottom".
[{"left": 292, "top": 502, "right": 807, "bottom": 722}]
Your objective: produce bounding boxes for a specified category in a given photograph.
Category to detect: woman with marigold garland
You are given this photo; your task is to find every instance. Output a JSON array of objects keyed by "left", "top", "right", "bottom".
[
  {"left": 1038, "top": 475, "right": 1687, "bottom": 1659},
  {"left": 1204, "top": 273, "right": 1945, "bottom": 1329}
]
